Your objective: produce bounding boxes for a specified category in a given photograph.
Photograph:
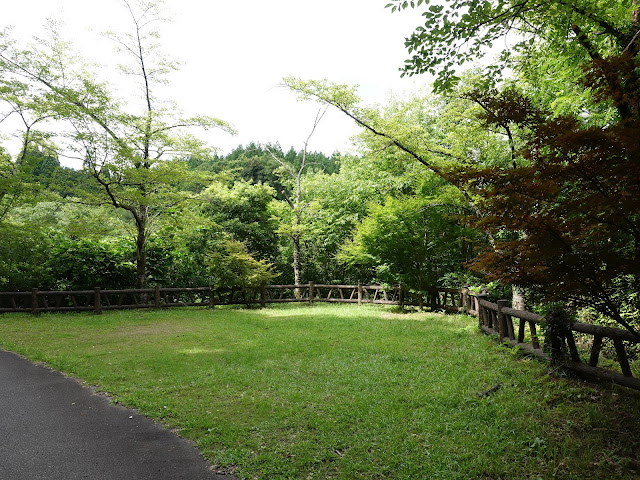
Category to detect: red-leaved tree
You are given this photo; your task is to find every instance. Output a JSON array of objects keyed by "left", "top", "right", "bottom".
[{"left": 454, "top": 54, "right": 640, "bottom": 336}]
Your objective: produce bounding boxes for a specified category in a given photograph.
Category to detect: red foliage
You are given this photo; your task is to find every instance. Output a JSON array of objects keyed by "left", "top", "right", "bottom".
[{"left": 451, "top": 55, "right": 640, "bottom": 334}]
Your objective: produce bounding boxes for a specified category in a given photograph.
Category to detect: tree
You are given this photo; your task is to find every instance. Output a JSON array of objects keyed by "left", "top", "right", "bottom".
[
  {"left": 285, "top": 2, "right": 640, "bottom": 324},
  {"left": 266, "top": 108, "right": 327, "bottom": 289},
  {"left": 282, "top": 78, "right": 513, "bottom": 280},
  {"left": 191, "top": 142, "right": 287, "bottom": 193},
  {"left": 0, "top": 1, "right": 234, "bottom": 288},
  {"left": 294, "top": 87, "right": 496, "bottom": 285},
  {"left": 295, "top": 157, "right": 395, "bottom": 284},
  {"left": 143, "top": 217, "right": 277, "bottom": 289},
  {"left": 339, "top": 191, "right": 473, "bottom": 292},
  {"left": 386, "top": 0, "right": 639, "bottom": 96},
  {"left": 383, "top": 0, "right": 640, "bottom": 334},
  {"left": 0, "top": 50, "right": 57, "bottom": 220},
  {"left": 282, "top": 76, "right": 515, "bottom": 191},
  {"left": 0, "top": 147, "right": 26, "bottom": 222},
  {"left": 203, "top": 238, "right": 277, "bottom": 288},
  {"left": 199, "top": 180, "right": 279, "bottom": 262},
  {"left": 453, "top": 63, "right": 640, "bottom": 336}
]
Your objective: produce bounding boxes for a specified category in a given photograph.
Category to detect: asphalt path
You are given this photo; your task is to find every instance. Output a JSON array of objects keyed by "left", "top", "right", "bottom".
[{"left": 0, "top": 348, "right": 235, "bottom": 480}]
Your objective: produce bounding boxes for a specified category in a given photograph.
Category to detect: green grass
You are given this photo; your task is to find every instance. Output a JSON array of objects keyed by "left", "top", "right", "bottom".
[{"left": 0, "top": 304, "right": 639, "bottom": 479}]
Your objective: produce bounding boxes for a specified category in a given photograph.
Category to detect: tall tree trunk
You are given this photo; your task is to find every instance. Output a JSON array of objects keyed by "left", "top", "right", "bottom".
[
  {"left": 293, "top": 169, "right": 303, "bottom": 294},
  {"left": 292, "top": 232, "right": 301, "bottom": 297},
  {"left": 135, "top": 214, "right": 147, "bottom": 290}
]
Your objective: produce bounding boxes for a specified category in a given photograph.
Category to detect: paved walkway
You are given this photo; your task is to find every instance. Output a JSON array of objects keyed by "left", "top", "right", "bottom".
[{"left": 0, "top": 348, "right": 235, "bottom": 480}]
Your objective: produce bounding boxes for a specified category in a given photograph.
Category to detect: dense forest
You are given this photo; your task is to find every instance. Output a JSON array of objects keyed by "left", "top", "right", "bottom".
[
  {"left": 0, "top": 139, "right": 478, "bottom": 292},
  {"left": 1, "top": 0, "right": 639, "bottom": 337}
]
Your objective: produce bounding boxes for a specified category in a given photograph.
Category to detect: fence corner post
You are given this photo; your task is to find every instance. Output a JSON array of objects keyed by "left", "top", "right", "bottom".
[
  {"left": 31, "top": 288, "right": 39, "bottom": 315},
  {"left": 154, "top": 285, "right": 161, "bottom": 309},
  {"left": 260, "top": 285, "right": 266, "bottom": 308},
  {"left": 94, "top": 287, "right": 102, "bottom": 314},
  {"left": 358, "top": 283, "right": 363, "bottom": 306},
  {"left": 497, "top": 299, "right": 508, "bottom": 341}
]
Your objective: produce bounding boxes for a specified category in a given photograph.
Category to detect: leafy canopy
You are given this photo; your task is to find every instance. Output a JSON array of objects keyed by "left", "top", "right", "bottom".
[{"left": 386, "top": 0, "right": 637, "bottom": 92}]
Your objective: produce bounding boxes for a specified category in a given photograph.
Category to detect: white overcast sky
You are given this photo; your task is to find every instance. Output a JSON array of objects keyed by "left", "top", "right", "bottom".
[{"left": 3, "top": 0, "right": 430, "bottom": 166}]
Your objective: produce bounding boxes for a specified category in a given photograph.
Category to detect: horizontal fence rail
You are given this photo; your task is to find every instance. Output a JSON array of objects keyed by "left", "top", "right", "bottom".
[{"left": 1, "top": 284, "right": 638, "bottom": 391}]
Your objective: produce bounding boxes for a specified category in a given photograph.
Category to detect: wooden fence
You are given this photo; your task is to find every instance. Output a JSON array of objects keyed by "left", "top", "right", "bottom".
[
  {"left": 466, "top": 293, "right": 640, "bottom": 391},
  {"left": 1, "top": 283, "right": 638, "bottom": 391},
  {"left": 0, "top": 283, "right": 468, "bottom": 314}
]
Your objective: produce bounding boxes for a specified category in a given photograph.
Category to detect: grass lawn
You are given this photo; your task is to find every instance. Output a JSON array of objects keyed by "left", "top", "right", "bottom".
[{"left": 0, "top": 303, "right": 639, "bottom": 479}]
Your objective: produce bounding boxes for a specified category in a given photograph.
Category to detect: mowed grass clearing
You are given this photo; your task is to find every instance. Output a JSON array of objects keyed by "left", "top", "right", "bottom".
[{"left": 0, "top": 303, "right": 639, "bottom": 479}]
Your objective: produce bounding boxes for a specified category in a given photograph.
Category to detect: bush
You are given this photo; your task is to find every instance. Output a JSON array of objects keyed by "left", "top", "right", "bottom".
[
  {"left": 49, "top": 236, "right": 136, "bottom": 290},
  {"left": 0, "top": 224, "right": 54, "bottom": 291}
]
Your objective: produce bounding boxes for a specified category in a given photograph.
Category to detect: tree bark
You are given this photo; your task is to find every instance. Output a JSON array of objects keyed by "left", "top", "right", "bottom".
[
  {"left": 135, "top": 212, "right": 148, "bottom": 290},
  {"left": 292, "top": 232, "right": 301, "bottom": 297},
  {"left": 511, "top": 285, "right": 526, "bottom": 311}
]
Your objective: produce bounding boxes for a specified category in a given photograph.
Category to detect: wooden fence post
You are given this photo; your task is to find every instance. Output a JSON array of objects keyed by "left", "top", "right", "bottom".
[
  {"left": 398, "top": 283, "right": 404, "bottom": 311},
  {"left": 545, "top": 307, "right": 568, "bottom": 364},
  {"left": 461, "top": 286, "right": 469, "bottom": 313},
  {"left": 358, "top": 283, "right": 363, "bottom": 306},
  {"left": 309, "top": 282, "right": 314, "bottom": 304},
  {"left": 154, "top": 285, "right": 161, "bottom": 309},
  {"left": 589, "top": 335, "right": 604, "bottom": 367},
  {"left": 260, "top": 285, "right": 266, "bottom": 308},
  {"left": 94, "top": 287, "right": 102, "bottom": 314},
  {"left": 31, "top": 288, "right": 39, "bottom": 315},
  {"left": 614, "top": 340, "right": 633, "bottom": 377},
  {"left": 497, "top": 299, "right": 508, "bottom": 342},
  {"left": 475, "top": 294, "right": 487, "bottom": 327}
]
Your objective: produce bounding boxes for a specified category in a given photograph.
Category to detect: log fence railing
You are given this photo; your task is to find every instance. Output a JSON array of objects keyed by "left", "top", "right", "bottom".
[
  {"left": 0, "top": 284, "right": 393, "bottom": 314},
  {"left": 1, "top": 284, "right": 638, "bottom": 391},
  {"left": 466, "top": 293, "right": 640, "bottom": 391},
  {"left": 0, "top": 283, "right": 465, "bottom": 314}
]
